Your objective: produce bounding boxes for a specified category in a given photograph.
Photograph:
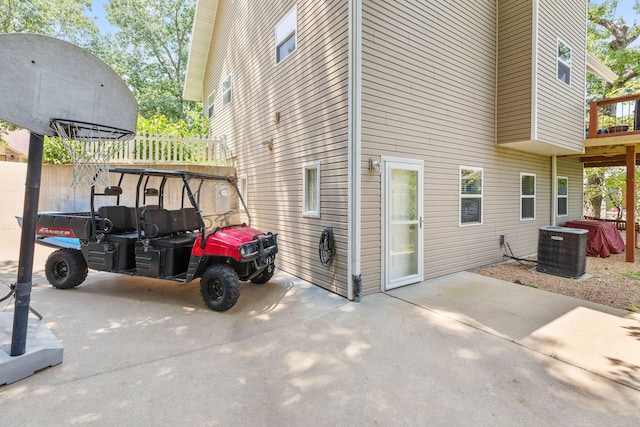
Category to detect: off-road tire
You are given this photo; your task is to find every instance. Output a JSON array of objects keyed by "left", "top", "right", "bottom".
[
  {"left": 199, "top": 265, "right": 240, "bottom": 311},
  {"left": 45, "top": 249, "right": 88, "bottom": 289},
  {"left": 250, "top": 262, "right": 275, "bottom": 284}
]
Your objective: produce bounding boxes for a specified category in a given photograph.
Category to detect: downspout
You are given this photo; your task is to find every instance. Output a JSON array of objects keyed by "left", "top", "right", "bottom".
[
  {"left": 531, "top": 0, "right": 539, "bottom": 141},
  {"left": 551, "top": 155, "right": 557, "bottom": 226},
  {"left": 347, "top": 0, "right": 362, "bottom": 301}
]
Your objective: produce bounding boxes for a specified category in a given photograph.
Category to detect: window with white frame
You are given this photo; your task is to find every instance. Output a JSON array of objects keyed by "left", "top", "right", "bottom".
[
  {"left": 521, "top": 173, "right": 536, "bottom": 220},
  {"left": 207, "top": 90, "right": 216, "bottom": 117},
  {"left": 222, "top": 75, "right": 232, "bottom": 106},
  {"left": 275, "top": 5, "right": 297, "bottom": 63},
  {"left": 460, "top": 166, "right": 483, "bottom": 225},
  {"left": 557, "top": 39, "right": 571, "bottom": 85},
  {"left": 238, "top": 174, "right": 248, "bottom": 211},
  {"left": 303, "top": 161, "right": 320, "bottom": 217},
  {"left": 557, "top": 176, "right": 568, "bottom": 216}
]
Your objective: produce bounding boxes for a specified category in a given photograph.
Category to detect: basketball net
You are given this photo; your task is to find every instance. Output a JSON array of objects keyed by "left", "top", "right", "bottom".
[{"left": 50, "top": 119, "right": 135, "bottom": 188}]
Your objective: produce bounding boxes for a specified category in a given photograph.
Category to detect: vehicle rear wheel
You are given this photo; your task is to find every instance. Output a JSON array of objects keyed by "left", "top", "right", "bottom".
[
  {"left": 250, "top": 261, "right": 275, "bottom": 284},
  {"left": 199, "top": 265, "right": 240, "bottom": 311},
  {"left": 45, "top": 249, "right": 88, "bottom": 289}
]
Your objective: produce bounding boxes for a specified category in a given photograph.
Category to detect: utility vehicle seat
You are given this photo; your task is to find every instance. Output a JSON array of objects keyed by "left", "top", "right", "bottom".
[
  {"left": 143, "top": 208, "right": 199, "bottom": 248},
  {"left": 98, "top": 206, "right": 137, "bottom": 233}
]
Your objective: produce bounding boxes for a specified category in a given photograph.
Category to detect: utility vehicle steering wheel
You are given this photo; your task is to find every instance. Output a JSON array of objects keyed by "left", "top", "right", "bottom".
[{"left": 214, "top": 210, "right": 235, "bottom": 226}]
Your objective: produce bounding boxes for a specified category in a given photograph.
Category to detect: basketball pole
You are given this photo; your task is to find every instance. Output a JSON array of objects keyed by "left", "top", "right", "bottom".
[{"left": 10, "top": 132, "right": 44, "bottom": 356}]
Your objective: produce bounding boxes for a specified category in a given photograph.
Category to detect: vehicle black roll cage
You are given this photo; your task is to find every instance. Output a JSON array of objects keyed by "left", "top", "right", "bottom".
[{"left": 89, "top": 168, "right": 251, "bottom": 248}]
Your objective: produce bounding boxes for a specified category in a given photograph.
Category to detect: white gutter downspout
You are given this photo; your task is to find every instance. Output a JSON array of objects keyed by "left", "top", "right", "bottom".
[
  {"left": 551, "top": 156, "right": 557, "bottom": 226},
  {"left": 531, "top": 0, "right": 539, "bottom": 141},
  {"left": 347, "top": 0, "right": 362, "bottom": 301}
]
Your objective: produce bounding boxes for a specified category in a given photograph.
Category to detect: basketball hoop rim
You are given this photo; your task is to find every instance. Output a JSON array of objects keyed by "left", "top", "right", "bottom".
[{"left": 50, "top": 118, "right": 136, "bottom": 141}]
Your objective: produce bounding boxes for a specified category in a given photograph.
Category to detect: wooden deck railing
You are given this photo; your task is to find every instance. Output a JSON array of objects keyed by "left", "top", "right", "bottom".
[
  {"left": 587, "top": 93, "right": 640, "bottom": 139},
  {"left": 110, "top": 134, "right": 234, "bottom": 166}
]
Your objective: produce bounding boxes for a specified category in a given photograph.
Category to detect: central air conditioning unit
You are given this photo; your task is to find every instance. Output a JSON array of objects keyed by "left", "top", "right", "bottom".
[{"left": 537, "top": 226, "right": 588, "bottom": 278}]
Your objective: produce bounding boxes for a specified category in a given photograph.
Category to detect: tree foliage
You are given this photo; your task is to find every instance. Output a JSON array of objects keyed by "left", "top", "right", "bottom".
[
  {"left": 587, "top": 0, "right": 640, "bottom": 99},
  {"left": 586, "top": 1, "right": 640, "bottom": 219},
  {"left": 104, "top": 0, "right": 198, "bottom": 122},
  {"left": 0, "top": 0, "right": 98, "bottom": 42},
  {"left": 0, "top": 0, "right": 206, "bottom": 150},
  {"left": 0, "top": 0, "right": 99, "bottom": 143}
]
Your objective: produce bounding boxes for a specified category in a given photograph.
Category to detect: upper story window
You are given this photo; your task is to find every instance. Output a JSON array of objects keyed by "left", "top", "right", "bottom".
[
  {"left": 521, "top": 173, "right": 536, "bottom": 220},
  {"left": 222, "top": 75, "right": 232, "bottom": 106},
  {"left": 303, "top": 161, "right": 320, "bottom": 218},
  {"left": 557, "top": 39, "right": 571, "bottom": 85},
  {"left": 557, "top": 176, "right": 568, "bottom": 217},
  {"left": 207, "top": 90, "right": 216, "bottom": 117},
  {"left": 275, "top": 5, "right": 297, "bottom": 64},
  {"left": 460, "top": 166, "right": 483, "bottom": 226}
]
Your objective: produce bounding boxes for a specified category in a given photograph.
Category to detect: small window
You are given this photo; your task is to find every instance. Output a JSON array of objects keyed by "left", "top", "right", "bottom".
[
  {"left": 557, "top": 39, "right": 571, "bottom": 85},
  {"left": 207, "top": 90, "right": 216, "bottom": 117},
  {"left": 460, "top": 166, "right": 483, "bottom": 225},
  {"left": 521, "top": 173, "right": 536, "bottom": 220},
  {"left": 238, "top": 174, "right": 248, "bottom": 211},
  {"left": 222, "top": 75, "right": 232, "bottom": 106},
  {"left": 275, "top": 6, "right": 297, "bottom": 63},
  {"left": 303, "top": 161, "right": 320, "bottom": 217},
  {"left": 557, "top": 176, "right": 568, "bottom": 217}
]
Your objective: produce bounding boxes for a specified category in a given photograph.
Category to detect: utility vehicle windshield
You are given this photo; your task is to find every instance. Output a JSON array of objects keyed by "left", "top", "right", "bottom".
[{"left": 186, "top": 176, "right": 251, "bottom": 230}]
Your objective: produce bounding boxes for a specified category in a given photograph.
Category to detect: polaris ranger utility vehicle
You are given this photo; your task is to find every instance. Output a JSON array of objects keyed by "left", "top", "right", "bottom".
[{"left": 32, "top": 168, "right": 278, "bottom": 311}]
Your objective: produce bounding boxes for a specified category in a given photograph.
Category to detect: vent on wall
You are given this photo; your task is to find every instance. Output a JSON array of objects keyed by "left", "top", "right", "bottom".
[{"left": 537, "top": 226, "right": 588, "bottom": 278}]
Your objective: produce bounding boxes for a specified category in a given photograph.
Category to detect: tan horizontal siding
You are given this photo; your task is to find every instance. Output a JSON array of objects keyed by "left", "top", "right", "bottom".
[
  {"left": 497, "top": 0, "right": 533, "bottom": 144},
  {"left": 204, "top": 0, "right": 351, "bottom": 295},
  {"left": 556, "top": 157, "right": 584, "bottom": 223},
  {"left": 535, "top": 0, "right": 586, "bottom": 152},
  {"left": 361, "top": 0, "right": 580, "bottom": 291}
]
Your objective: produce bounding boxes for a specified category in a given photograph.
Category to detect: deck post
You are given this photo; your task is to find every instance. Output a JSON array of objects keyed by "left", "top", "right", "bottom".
[{"left": 626, "top": 145, "right": 636, "bottom": 262}]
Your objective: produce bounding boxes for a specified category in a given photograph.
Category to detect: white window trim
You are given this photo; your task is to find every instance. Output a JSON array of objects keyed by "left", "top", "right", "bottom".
[
  {"left": 238, "top": 174, "right": 248, "bottom": 211},
  {"left": 557, "top": 38, "right": 571, "bottom": 86},
  {"left": 303, "top": 161, "right": 320, "bottom": 218},
  {"left": 459, "top": 166, "right": 483, "bottom": 226},
  {"left": 222, "top": 75, "right": 232, "bottom": 106},
  {"left": 275, "top": 5, "right": 297, "bottom": 64},
  {"left": 557, "top": 176, "right": 568, "bottom": 217},
  {"left": 207, "top": 90, "right": 216, "bottom": 117},
  {"left": 520, "top": 172, "right": 536, "bottom": 221}
]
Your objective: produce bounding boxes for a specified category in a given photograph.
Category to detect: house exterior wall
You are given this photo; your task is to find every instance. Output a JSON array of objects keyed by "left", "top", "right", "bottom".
[
  {"left": 193, "top": 0, "right": 587, "bottom": 298},
  {"left": 535, "top": 0, "right": 586, "bottom": 151},
  {"left": 360, "top": 0, "right": 585, "bottom": 293},
  {"left": 556, "top": 156, "right": 584, "bottom": 225},
  {"left": 202, "top": 0, "right": 352, "bottom": 296},
  {"left": 496, "top": 0, "right": 587, "bottom": 153},
  {"left": 497, "top": 0, "right": 533, "bottom": 144}
]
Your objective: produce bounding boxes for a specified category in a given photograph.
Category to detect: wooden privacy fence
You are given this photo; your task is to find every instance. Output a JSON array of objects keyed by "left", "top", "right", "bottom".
[{"left": 110, "top": 134, "right": 233, "bottom": 166}]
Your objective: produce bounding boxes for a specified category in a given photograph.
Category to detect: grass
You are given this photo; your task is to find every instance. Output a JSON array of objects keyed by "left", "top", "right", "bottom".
[{"left": 622, "top": 271, "right": 640, "bottom": 280}]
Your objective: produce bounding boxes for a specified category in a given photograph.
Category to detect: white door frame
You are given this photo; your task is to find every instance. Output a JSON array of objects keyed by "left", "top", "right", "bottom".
[{"left": 382, "top": 157, "right": 424, "bottom": 291}]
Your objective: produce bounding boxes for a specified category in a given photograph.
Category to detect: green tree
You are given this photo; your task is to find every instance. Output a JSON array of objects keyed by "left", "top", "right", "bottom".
[
  {"left": 0, "top": 0, "right": 97, "bottom": 42},
  {"left": 586, "top": 2, "right": 640, "bottom": 219},
  {"left": 104, "top": 0, "right": 197, "bottom": 122},
  {"left": 0, "top": 0, "right": 99, "bottom": 143},
  {"left": 587, "top": 0, "right": 640, "bottom": 99}
]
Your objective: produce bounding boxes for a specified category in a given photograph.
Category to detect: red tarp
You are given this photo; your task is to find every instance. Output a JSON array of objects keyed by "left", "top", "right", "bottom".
[{"left": 564, "top": 220, "right": 625, "bottom": 257}]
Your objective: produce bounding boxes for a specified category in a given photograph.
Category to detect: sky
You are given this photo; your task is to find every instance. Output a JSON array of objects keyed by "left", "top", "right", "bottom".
[
  {"left": 597, "top": 0, "right": 638, "bottom": 20},
  {"left": 89, "top": 1, "right": 640, "bottom": 36},
  {"left": 92, "top": 0, "right": 117, "bottom": 35}
]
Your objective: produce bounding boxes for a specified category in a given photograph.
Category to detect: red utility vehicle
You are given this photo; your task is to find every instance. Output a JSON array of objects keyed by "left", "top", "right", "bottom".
[{"left": 32, "top": 168, "right": 278, "bottom": 311}]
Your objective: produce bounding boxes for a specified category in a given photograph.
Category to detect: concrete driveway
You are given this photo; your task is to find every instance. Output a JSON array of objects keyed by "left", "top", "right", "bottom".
[{"left": 0, "top": 162, "right": 639, "bottom": 425}]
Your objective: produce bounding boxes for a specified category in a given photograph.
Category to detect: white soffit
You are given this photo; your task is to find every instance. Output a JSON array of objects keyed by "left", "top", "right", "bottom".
[
  {"left": 586, "top": 53, "right": 618, "bottom": 84},
  {"left": 183, "top": 0, "right": 219, "bottom": 101}
]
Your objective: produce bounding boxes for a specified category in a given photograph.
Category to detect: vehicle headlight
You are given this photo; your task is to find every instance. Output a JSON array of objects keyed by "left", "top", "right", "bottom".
[{"left": 239, "top": 243, "right": 258, "bottom": 258}]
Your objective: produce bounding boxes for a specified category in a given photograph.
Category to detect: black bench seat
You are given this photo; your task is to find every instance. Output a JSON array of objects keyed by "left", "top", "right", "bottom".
[{"left": 148, "top": 233, "right": 198, "bottom": 248}]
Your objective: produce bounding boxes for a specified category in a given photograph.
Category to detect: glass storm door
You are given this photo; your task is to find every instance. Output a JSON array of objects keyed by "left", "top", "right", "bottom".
[{"left": 384, "top": 159, "right": 424, "bottom": 290}]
